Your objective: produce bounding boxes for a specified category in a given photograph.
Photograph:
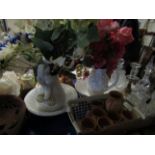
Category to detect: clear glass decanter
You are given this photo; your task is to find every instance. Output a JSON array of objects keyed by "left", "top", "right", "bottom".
[
  {"left": 129, "top": 57, "right": 154, "bottom": 107},
  {"left": 125, "top": 62, "right": 141, "bottom": 94},
  {"left": 126, "top": 62, "right": 141, "bottom": 103}
]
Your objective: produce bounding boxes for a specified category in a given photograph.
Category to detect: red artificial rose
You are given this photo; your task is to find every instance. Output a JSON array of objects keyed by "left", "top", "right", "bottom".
[
  {"left": 106, "top": 58, "right": 118, "bottom": 76},
  {"left": 113, "top": 42, "right": 125, "bottom": 59},
  {"left": 105, "top": 43, "right": 126, "bottom": 76},
  {"left": 90, "top": 42, "right": 107, "bottom": 69},
  {"left": 90, "top": 41, "right": 105, "bottom": 54},
  {"left": 94, "top": 57, "right": 107, "bottom": 69},
  {"left": 110, "top": 27, "right": 134, "bottom": 45}
]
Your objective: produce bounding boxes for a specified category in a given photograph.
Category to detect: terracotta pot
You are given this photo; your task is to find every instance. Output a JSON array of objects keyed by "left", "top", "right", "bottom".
[
  {"left": 80, "top": 117, "right": 97, "bottom": 132},
  {"left": 97, "top": 116, "right": 113, "bottom": 130},
  {"left": 0, "top": 95, "right": 26, "bottom": 135},
  {"left": 91, "top": 107, "right": 105, "bottom": 118},
  {"left": 108, "top": 112, "right": 127, "bottom": 123},
  {"left": 105, "top": 91, "right": 124, "bottom": 113},
  {"left": 108, "top": 112, "right": 122, "bottom": 122}
]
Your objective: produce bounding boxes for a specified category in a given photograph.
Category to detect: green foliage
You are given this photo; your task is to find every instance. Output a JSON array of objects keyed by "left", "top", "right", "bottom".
[
  {"left": 32, "top": 38, "right": 54, "bottom": 59},
  {"left": 51, "top": 26, "right": 65, "bottom": 41},
  {"left": 32, "top": 20, "right": 99, "bottom": 60},
  {"left": 33, "top": 20, "right": 77, "bottom": 60},
  {"left": 35, "top": 27, "right": 52, "bottom": 42},
  {"left": 77, "top": 23, "right": 99, "bottom": 48},
  {"left": 70, "top": 19, "right": 98, "bottom": 31},
  {"left": 87, "top": 23, "right": 99, "bottom": 43},
  {"left": 14, "top": 42, "right": 42, "bottom": 63}
]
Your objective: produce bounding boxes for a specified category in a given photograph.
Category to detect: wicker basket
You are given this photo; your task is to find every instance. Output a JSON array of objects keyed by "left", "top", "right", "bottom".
[
  {"left": 0, "top": 95, "right": 26, "bottom": 135},
  {"left": 68, "top": 94, "right": 145, "bottom": 134}
]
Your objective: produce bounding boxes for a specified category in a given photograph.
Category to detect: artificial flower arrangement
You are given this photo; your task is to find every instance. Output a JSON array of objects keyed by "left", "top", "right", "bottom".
[
  {"left": 77, "top": 19, "right": 134, "bottom": 95},
  {"left": 0, "top": 19, "right": 134, "bottom": 81},
  {"left": 30, "top": 20, "right": 100, "bottom": 111},
  {"left": 31, "top": 19, "right": 134, "bottom": 79},
  {"left": 85, "top": 19, "right": 134, "bottom": 76}
]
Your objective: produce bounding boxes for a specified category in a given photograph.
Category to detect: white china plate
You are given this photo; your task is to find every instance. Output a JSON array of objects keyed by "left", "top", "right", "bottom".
[
  {"left": 75, "top": 79, "right": 107, "bottom": 96},
  {"left": 24, "top": 83, "right": 78, "bottom": 117},
  {"left": 75, "top": 79, "right": 92, "bottom": 96},
  {"left": 75, "top": 79, "right": 127, "bottom": 96}
]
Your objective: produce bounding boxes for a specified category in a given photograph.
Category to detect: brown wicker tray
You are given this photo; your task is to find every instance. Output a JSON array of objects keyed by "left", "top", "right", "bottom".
[{"left": 68, "top": 94, "right": 145, "bottom": 134}]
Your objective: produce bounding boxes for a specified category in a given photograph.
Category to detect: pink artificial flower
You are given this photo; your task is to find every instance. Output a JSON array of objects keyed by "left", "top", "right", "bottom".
[
  {"left": 97, "top": 19, "right": 120, "bottom": 38},
  {"left": 97, "top": 19, "right": 113, "bottom": 31},
  {"left": 110, "top": 21, "right": 120, "bottom": 31},
  {"left": 111, "top": 27, "right": 134, "bottom": 45},
  {"left": 88, "top": 20, "right": 134, "bottom": 75}
]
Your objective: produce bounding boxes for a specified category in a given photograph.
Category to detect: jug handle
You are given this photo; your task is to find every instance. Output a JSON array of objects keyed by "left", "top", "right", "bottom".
[{"left": 107, "top": 70, "right": 120, "bottom": 91}]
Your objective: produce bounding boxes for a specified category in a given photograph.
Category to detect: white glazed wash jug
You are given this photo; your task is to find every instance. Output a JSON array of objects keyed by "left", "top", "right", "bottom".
[{"left": 87, "top": 68, "right": 118, "bottom": 95}]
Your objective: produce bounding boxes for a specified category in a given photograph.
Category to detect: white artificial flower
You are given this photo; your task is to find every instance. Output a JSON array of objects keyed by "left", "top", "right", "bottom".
[
  {"left": 0, "top": 44, "right": 17, "bottom": 60},
  {"left": 73, "top": 47, "right": 85, "bottom": 60},
  {"left": 53, "top": 56, "right": 66, "bottom": 67},
  {"left": 0, "top": 48, "right": 12, "bottom": 60},
  {"left": 47, "top": 56, "right": 66, "bottom": 67}
]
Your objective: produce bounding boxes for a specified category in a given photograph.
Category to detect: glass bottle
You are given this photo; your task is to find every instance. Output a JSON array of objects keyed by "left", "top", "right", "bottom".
[
  {"left": 125, "top": 62, "right": 141, "bottom": 96},
  {"left": 129, "top": 57, "right": 154, "bottom": 105},
  {"left": 127, "top": 62, "right": 141, "bottom": 81}
]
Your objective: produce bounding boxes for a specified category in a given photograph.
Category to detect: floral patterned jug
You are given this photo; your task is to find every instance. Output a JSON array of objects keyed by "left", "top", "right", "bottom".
[{"left": 87, "top": 68, "right": 118, "bottom": 95}]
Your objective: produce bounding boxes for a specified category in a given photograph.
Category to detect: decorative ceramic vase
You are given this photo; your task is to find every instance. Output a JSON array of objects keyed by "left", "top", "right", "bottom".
[{"left": 36, "top": 58, "right": 66, "bottom": 111}]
